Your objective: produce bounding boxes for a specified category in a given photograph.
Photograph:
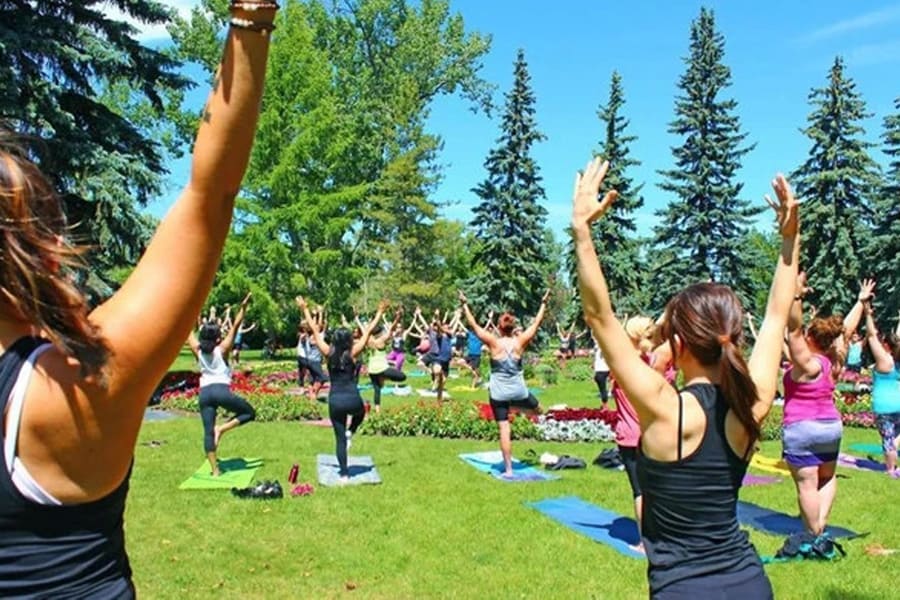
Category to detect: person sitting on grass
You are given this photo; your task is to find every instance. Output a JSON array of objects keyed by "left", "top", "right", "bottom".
[
  {"left": 459, "top": 289, "right": 548, "bottom": 478},
  {"left": 188, "top": 293, "right": 256, "bottom": 477},
  {"left": 574, "top": 156, "right": 799, "bottom": 599}
]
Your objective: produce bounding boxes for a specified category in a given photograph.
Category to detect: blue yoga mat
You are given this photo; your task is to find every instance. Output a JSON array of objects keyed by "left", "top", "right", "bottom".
[
  {"left": 527, "top": 496, "right": 643, "bottom": 558},
  {"left": 736, "top": 500, "right": 861, "bottom": 538},
  {"left": 459, "top": 451, "right": 559, "bottom": 482}
]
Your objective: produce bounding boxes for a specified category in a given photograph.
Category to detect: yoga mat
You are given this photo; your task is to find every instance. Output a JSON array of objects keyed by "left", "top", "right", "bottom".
[
  {"left": 527, "top": 496, "right": 643, "bottom": 558},
  {"left": 317, "top": 454, "right": 382, "bottom": 487},
  {"left": 408, "top": 370, "right": 428, "bottom": 378},
  {"left": 416, "top": 389, "right": 451, "bottom": 398},
  {"left": 742, "top": 473, "right": 781, "bottom": 486},
  {"left": 179, "top": 457, "right": 263, "bottom": 490},
  {"left": 749, "top": 454, "right": 791, "bottom": 476},
  {"left": 838, "top": 453, "right": 886, "bottom": 473},
  {"left": 736, "top": 500, "right": 861, "bottom": 538},
  {"left": 459, "top": 451, "right": 559, "bottom": 482},
  {"left": 849, "top": 443, "right": 883, "bottom": 455}
]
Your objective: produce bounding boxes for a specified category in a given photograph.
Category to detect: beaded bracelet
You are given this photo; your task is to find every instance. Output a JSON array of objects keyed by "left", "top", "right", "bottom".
[
  {"left": 230, "top": 1, "right": 280, "bottom": 10},
  {"left": 230, "top": 16, "right": 277, "bottom": 35}
]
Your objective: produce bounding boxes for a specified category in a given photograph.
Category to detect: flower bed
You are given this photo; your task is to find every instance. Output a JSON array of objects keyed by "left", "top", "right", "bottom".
[
  {"left": 363, "top": 401, "right": 539, "bottom": 441},
  {"left": 534, "top": 407, "right": 617, "bottom": 442}
]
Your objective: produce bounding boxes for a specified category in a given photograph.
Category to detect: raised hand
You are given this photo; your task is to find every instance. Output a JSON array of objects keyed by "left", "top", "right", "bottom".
[
  {"left": 241, "top": 292, "right": 252, "bottom": 307},
  {"left": 571, "top": 156, "right": 618, "bottom": 229},
  {"left": 765, "top": 174, "right": 799, "bottom": 237},
  {"left": 795, "top": 271, "right": 812, "bottom": 299},
  {"left": 542, "top": 289, "right": 551, "bottom": 304},
  {"left": 295, "top": 295, "right": 307, "bottom": 310},
  {"left": 378, "top": 299, "right": 389, "bottom": 313},
  {"left": 458, "top": 289, "right": 468, "bottom": 305},
  {"left": 858, "top": 279, "right": 876, "bottom": 303}
]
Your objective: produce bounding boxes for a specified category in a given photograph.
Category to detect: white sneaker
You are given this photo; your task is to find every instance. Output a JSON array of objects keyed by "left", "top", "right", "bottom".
[{"left": 346, "top": 431, "right": 353, "bottom": 450}]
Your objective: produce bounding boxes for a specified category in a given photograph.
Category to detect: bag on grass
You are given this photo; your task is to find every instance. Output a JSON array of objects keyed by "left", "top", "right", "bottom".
[
  {"left": 546, "top": 455, "right": 586, "bottom": 471},
  {"left": 593, "top": 448, "right": 623, "bottom": 470}
]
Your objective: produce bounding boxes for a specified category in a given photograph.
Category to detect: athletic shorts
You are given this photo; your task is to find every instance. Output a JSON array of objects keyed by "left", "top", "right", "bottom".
[
  {"left": 490, "top": 395, "right": 539, "bottom": 422},
  {"left": 876, "top": 412, "right": 900, "bottom": 453},
  {"left": 782, "top": 419, "right": 842, "bottom": 467},
  {"left": 431, "top": 360, "right": 450, "bottom": 376},
  {"left": 618, "top": 445, "right": 641, "bottom": 498},
  {"left": 465, "top": 354, "right": 481, "bottom": 370}
]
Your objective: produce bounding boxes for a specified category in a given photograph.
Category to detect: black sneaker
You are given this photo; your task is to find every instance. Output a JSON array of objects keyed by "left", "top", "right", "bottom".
[
  {"left": 774, "top": 531, "right": 816, "bottom": 559},
  {"left": 810, "top": 532, "right": 845, "bottom": 560}
]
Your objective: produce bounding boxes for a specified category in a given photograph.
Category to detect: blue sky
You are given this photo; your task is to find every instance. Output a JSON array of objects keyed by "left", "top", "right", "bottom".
[{"left": 141, "top": 1, "right": 900, "bottom": 239}]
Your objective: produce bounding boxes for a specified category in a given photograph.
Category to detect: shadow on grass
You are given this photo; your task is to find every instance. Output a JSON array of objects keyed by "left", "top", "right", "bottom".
[{"left": 823, "top": 588, "right": 874, "bottom": 600}]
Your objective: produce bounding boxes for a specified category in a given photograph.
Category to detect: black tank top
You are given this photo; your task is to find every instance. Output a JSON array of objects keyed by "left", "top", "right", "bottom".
[
  {"left": 0, "top": 337, "right": 134, "bottom": 598},
  {"left": 637, "top": 383, "right": 762, "bottom": 594}
]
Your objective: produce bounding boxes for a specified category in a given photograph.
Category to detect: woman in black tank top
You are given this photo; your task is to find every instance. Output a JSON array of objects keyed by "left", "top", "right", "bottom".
[
  {"left": 572, "top": 157, "right": 800, "bottom": 598},
  {"left": 0, "top": 7, "right": 276, "bottom": 597}
]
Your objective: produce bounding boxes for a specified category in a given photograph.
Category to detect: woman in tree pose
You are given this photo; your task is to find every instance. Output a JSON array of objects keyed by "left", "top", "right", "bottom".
[
  {"left": 385, "top": 309, "right": 419, "bottom": 372},
  {"left": 188, "top": 294, "right": 256, "bottom": 476},
  {"left": 0, "top": 6, "right": 274, "bottom": 595},
  {"left": 574, "top": 156, "right": 799, "bottom": 599},
  {"left": 230, "top": 319, "right": 257, "bottom": 365},
  {"left": 297, "top": 306, "right": 328, "bottom": 400},
  {"left": 780, "top": 276, "right": 870, "bottom": 554},
  {"left": 366, "top": 310, "right": 407, "bottom": 413},
  {"left": 554, "top": 321, "right": 582, "bottom": 365},
  {"left": 862, "top": 299, "right": 900, "bottom": 477},
  {"left": 460, "top": 290, "right": 549, "bottom": 477},
  {"left": 298, "top": 297, "right": 386, "bottom": 482}
]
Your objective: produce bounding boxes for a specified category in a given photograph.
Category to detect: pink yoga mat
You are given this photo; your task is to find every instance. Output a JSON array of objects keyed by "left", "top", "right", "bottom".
[{"left": 742, "top": 474, "right": 781, "bottom": 486}]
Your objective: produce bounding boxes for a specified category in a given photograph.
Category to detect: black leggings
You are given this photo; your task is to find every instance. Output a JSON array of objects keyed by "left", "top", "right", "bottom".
[
  {"left": 298, "top": 357, "right": 328, "bottom": 385},
  {"left": 594, "top": 370, "right": 609, "bottom": 403},
  {"left": 329, "top": 397, "right": 365, "bottom": 477},
  {"left": 199, "top": 384, "right": 255, "bottom": 452},
  {"left": 369, "top": 367, "right": 407, "bottom": 406}
]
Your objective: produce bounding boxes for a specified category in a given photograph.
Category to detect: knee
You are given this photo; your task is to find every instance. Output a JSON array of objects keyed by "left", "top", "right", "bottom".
[{"left": 244, "top": 406, "right": 256, "bottom": 423}]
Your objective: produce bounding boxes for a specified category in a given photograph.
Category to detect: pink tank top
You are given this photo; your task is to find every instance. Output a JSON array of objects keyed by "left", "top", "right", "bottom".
[
  {"left": 613, "top": 352, "right": 676, "bottom": 447},
  {"left": 782, "top": 354, "right": 839, "bottom": 425}
]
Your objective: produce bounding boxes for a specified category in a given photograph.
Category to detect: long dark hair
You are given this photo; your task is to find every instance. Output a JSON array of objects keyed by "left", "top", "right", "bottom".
[
  {"left": 327, "top": 327, "right": 354, "bottom": 373},
  {"left": 661, "top": 283, "right": 760, "bottom": 447},
  {"left": 199, "top": 324, "right": 220, "bottom": 354}
]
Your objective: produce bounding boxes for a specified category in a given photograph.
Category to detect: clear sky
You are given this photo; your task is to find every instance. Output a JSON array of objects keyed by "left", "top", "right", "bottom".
[{"left": 139, "top": 1, "right": 900, "bottom": 239}]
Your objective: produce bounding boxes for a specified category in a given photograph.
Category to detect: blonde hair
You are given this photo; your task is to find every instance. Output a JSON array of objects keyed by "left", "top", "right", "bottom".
[{"left": 624, "top": 316, "right": 656, "bottom": 354}]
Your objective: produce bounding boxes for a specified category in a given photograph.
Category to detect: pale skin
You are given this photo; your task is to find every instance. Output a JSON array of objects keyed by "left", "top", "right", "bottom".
[
  {"left": 0, "top": 15, "right": 273, "bottom": 504},
  {"left": 785, "top": 278, "right": 873, "bottom": 534},
  {"left": 460, "top": 289, "right": 549, "bottom": 476},
  {"left": 572, "top": 157, "right": 799, "bottom": 533},
  {"left": 188, "top": 293, "right": 252, "bottom": 476},
  {"left": 862, "top": 299, "right": 900, "bottom": 473}
]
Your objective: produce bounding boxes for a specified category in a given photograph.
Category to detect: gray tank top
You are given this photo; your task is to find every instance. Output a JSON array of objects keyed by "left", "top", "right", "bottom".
[{"left": 489, "top": 339, "right": 528, "bottom": 401}]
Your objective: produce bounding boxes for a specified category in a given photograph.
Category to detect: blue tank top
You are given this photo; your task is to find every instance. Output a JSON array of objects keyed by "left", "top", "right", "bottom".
[
  {"left": 872, "top": 366, "right": 900, "bottom": 415},
  {"left": 0, "top": 337, "right": 134, "bottom": 598},
  {"left": 638, "top": 383, "right": 764, "bottom": 594},
  {"left": 466, "top": 331, "right": 483, "bottom": 356},
  {"left": 846, "top": 342, "right": 862, "bottom": 366}
]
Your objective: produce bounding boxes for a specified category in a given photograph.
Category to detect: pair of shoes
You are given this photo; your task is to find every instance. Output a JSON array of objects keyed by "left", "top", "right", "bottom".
[
  {"left": 810, "top": 532, "right": 846, "bottom": 560},
  {"left": 231, "top": 480, "right": 284, "bottom": 499},
  {"left": 290, "top": 483, "right": 314, "bottom": 496},
  {"left": 774, "top": 531, "right": 816, "bottom": 560}
]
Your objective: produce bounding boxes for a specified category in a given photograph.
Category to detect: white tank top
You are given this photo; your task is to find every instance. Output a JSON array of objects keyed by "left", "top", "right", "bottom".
[{"left": 199, "top": 347, "right": 231, "bottom": 387}]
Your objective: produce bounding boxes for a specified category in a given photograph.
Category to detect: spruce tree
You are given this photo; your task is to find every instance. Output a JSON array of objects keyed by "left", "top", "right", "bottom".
[
  {"left": 650, "top": 7, "right": 757, "bottom": 310},
  {"left": 566, "top": 71, "right": 645, "bottom": 320},
  {"left": 872, "top": 96, "right": 900, "bottom": 321},
  {"left": 791, "top": 57, "right": 881, "bottom": 312},
  {"left": 469, "top": 49, "right": 551, "bottom": 318}
]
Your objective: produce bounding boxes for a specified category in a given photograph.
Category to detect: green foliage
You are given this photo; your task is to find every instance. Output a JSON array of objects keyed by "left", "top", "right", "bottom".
[
  {"left": 650, "top": 8, "right": 759, "bottom": 311},
  {"left": 562, "top": 360, "right": 594, "bottom": 383},
  {"left": 536, "top": 362, "right": 559, "bottom": 386},
  {"left": 0, "top": 0, "right": 192, "bottom": 300},
  {"left": 162, "top": 390, "right": 325, "bottom": 422},
  {"left": 467, "top": 49, "right": 553, "bottom": 319},
  {"left": 567, "top": 71, "right": 647, "bottom": 321},
  {"left": 791, "top": 57, "right": 881, "bottom": 313},
  {"left": 361, "top": 401, "right": 539, "bottom": 440},
  {"left": 759, "top": 406, "right": 783, "bottom": 441},
  {"left": 871, "top": 96, "right": 900, "bottom": 323}
]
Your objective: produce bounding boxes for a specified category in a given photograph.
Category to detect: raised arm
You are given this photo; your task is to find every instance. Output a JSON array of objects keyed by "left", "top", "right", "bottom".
[
  {"left": 220, "top": 293, "right": 251, "bottom": 355},
  {"left": 784, "top": 272, "right": 820, "bottom": 379},
  {"left": 459, "top": 291, "right": 496, "bottom": 346},
  {"left": 518, "top": 290, "right": 550, "bottom": 347},
  {"left": 297, "top": 296, "right": 330, "bottom": 356},
  {"left": 353, "top": 300, "right": 388, "bottom": 356},
  {"left": 843, "top": 279, "right": 875, "bottom": 339},
  {"left": 239, "top": 322, "right": 257, "bottom": 334},
  {"left": 572, "top": 157, "right": 673, "bottom": 421},
  {"left": 373, "top": 310, "right": 402, "bottom": 346},
  {"left": 864, "top": 303, "right": 894, "bottom": 373},
  {"left": 747, "top": 174, "right": 800, "bottom": 422},
  {"left": 187, "top": 331, "right": 200, "bottom": 358}
]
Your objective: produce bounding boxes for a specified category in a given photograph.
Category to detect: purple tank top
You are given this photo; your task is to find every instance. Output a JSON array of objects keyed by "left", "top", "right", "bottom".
[{"left": 782, "top": 354, "right": 839, "bottom": 424}]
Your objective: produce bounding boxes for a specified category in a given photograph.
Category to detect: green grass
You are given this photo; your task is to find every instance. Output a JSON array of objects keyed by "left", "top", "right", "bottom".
[{"left": 132, "top": 358, "right": 898, "bottom": 599}]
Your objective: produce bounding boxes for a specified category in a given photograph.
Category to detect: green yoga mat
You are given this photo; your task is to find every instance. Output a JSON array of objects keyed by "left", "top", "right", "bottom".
[
  {"left": 179, "top": 457, "right": 263, "bottom": 490},
  {"left": 849, "top": 443, "right": 883, "bottom": 455}
]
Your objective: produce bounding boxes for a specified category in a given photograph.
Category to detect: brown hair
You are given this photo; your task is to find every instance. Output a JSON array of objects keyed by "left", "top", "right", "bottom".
[
  {"left": 661, "top": 282, "right": 760, "bottom": 449},
  {"left": 0, "top": 142, "right": 109, "bottom": 377},
  {"left": 806, "top": 315, "right": 845, "bottom": 376},
  {"left": 624, "top": 316, "right": 656, "bottom": 354},
  {"left": 498, "top": 313, "right": 516, "bottom": 336}
]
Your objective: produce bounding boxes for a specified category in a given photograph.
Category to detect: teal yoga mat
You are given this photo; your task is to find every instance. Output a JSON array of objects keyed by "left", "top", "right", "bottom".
[
  {"left": 848, "top": 443, "right": 883, "bottom": 455},
  {"left": 459, "top": 451, "right": 559, "bottom": 482},
  {"left": 527, "top": 496, "right": 643, "bottom": 558}
]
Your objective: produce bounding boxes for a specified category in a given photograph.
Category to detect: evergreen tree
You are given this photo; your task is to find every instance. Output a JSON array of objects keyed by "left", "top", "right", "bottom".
[
  {"left": 0, "top": 1, "right": 190, "bottom": 298},
  {"left": 650, "top": 8, "right": 757, "bottom": 310},
  {"left": 566, "top": 71, "right": 645, "bottom": 321},
  {"left": 468, "top": 49, "right": 552, "bottom": 319},
  {"left": 792, "top": 57, "right": 881, "bottom": 312},
  {"left": 872, "top": 96, "right": 900, "bottom": 322}
]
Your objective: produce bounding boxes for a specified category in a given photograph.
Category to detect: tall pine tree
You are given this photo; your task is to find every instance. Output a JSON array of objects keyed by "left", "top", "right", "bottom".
[
  {"left": 650, "top": 8, "right": 757, "bottom": 310},
  {"left": 469, "top": 49, "right": 551, "bottom": 318},
  {"left": 872, "top": 96, "right": 900, "bottom": 322},
  {"left": 792, "top": 57, "right": 881, "bottom": 312},
  {"left": 566, "top": 71, "right": 645, "bottom": 320}
]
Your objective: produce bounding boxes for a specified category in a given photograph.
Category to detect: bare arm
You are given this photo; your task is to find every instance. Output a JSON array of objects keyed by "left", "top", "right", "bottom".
[
  {"left": 297, "top": 297, "right": 330, "bottom": 356},
  {"left": 459, "top": 291, "right": 497, "bottom": 347},
  {"left": 353, "top": 301, "right": 388, "bottom": 357},
  {"left": 865, "top": 305, "right": 894, "bottom": 373},
  {"left": 187, "top": 331, "right": 200, "bottom": 357},
  {"left": 844, "top": 279, "right": 875, "bottom": 339},
  {"left": 519, "top": 291, "right": 550, "bottom": 347},
  {"left": 747, "top": 175, "right": 800, "bottom": 422},
  {"left": 220, "top": 293, "right": 251, "bottom": 355},
  {"left": 784, "top": 276, "right": 820, "bottom": 380}
]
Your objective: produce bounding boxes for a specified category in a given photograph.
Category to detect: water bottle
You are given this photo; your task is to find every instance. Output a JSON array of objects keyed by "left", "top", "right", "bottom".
[{"left": 288, "top": 463, "right": 299, "bottom": 484}]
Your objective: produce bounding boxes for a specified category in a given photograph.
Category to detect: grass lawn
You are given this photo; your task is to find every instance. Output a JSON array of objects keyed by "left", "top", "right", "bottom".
[{"left": 130, "top": 355, "right": 898, "bottom": 599}]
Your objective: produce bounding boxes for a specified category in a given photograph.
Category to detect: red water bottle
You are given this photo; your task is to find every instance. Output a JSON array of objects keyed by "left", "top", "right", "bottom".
[{"left": 288, "top": 464, "right": 299, "bottom": 484}]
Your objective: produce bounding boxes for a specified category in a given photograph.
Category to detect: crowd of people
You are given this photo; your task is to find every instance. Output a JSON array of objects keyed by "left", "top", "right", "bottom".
[{"left": 1, "top": 2, "right": 897, "bottom": 597}]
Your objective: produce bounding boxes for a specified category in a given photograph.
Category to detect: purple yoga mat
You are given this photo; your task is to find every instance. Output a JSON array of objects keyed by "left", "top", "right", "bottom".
[
  {"left": 838, "top": 453, "right": 886, "bottom": 472},
  {"left": 742, "top": 473, "right": 781, "bottom": 486}
]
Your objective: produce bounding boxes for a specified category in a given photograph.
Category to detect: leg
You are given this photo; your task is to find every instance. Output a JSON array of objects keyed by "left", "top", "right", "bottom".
[
  {"left": 199, "top": 395, "right": 220, "bottom": 476},
  {"left": 816, "top": 461, "right": 838, "bottom": 532},
  {"left": 877, "top": 414, "right": 898, "bottom": 473},
  {"left": 212, "top": 390, "right": 256, "bottom": 452},
  {"left": 595, "top": 371, "right": 609, "bottom": 405},
  {"left": 329, "top": 405, "right": 350, "bottom": 479},
  {"left": 618, "top": 445, "right": 645, "bottom": 553},
  {"left": 370, "top": 374, "right": 383, "bottom": 412},
  {"left": 789, "top": 464, "right": 823, "bottom": 535},
  {"left": 497, "top": 420, "right": 513, "bottom": 476}
]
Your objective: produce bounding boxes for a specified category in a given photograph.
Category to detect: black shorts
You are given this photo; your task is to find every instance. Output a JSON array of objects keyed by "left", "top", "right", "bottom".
[
  {"left": 618, "top": 445, "right": 641, "bottom": 498},
  {"left": 465, "top": 354, "right": 481, "bottom": 370},
  {"left": 490, "top": 395, "right": 539, "bottom": 422},
  {"left": 431, "top": 360, "right": 450, "bottom": 376}
]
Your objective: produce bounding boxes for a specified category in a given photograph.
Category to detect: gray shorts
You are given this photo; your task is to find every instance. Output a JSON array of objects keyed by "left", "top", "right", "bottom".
[{"left": 782, "top": 419, "right": 842, "bottom": 467}]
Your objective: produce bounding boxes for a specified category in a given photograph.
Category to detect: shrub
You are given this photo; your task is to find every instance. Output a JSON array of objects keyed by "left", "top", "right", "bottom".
[
  {"left": 535, "top": 363, "right": 559, "bottom": 386},
  {"left": 563, "top": 361, "right": 594, "bottom": 382},
  {"left": 760, "top": 405, "right": 782, "bottom": 441},
  {"left": 361, "top": 401, "right": 540, "bottom": 441},
  {"left": 160, "top": 390, "right": 324, "bottom": 422}
]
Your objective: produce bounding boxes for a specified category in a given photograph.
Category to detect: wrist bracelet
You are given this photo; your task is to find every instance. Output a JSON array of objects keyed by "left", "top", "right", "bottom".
[{"left": 230, "top": 17, "right": 276, "bottom": 34}]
